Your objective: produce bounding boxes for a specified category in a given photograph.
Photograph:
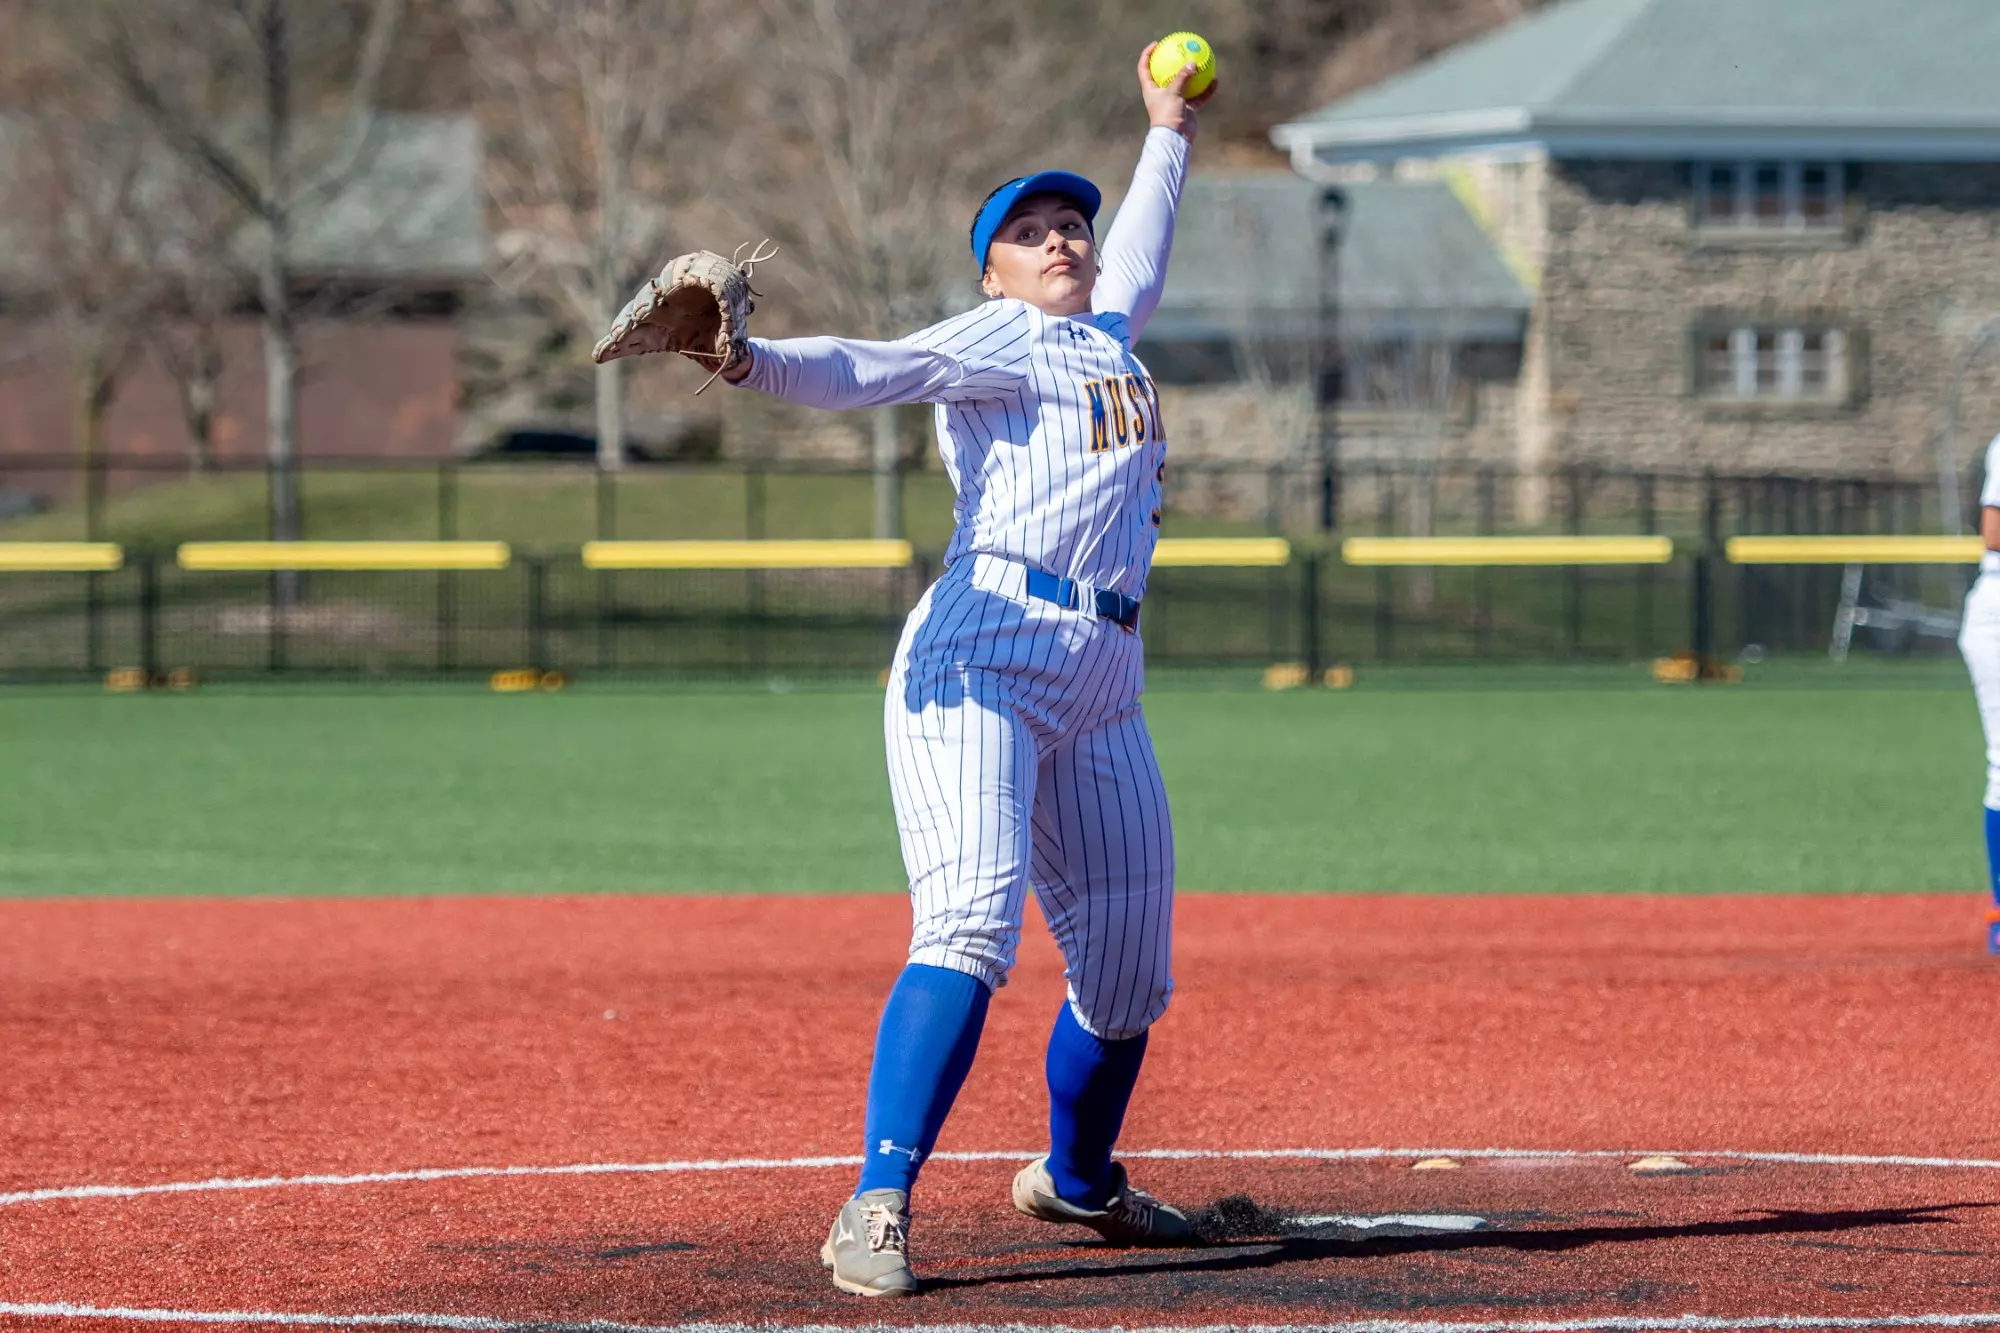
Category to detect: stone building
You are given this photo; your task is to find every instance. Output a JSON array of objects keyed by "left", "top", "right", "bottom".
[{"left": 1267, "top": 0, "right": 2000, "bottom": 500}]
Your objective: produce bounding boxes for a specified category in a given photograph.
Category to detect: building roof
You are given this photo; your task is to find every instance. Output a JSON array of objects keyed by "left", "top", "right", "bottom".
[
  {"left": 1272, "top": 0, "right": 2000, "bottom": 163},
  {"left": 288, "top": 115, "right": 484, "bottom": 281},
  {"left": 0, "top": 113, "right": 483, "bottom": 291},
  {"left": 1139, "top": 174, "right": 1532, "bottom": 343}
]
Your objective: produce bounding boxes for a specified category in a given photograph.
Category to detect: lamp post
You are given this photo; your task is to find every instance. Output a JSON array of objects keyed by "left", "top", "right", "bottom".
[
  {"left": 1315, "top": 186, "right": 1349, "bottom": 534},
  {"left": 1301, "top": 185, "right": 1348, "bottom": 684}
]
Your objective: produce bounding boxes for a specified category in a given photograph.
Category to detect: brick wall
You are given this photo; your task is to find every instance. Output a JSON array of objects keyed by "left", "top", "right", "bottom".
[{"left": 0, "top": 317, "right": 460, "bottom": 495}]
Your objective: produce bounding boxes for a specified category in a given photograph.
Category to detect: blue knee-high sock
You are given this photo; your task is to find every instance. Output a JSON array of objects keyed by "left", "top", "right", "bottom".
[
  {"left": 1044, "top": 1002, "right": 1149, "bottom": 1209},
  {"left": 1986, "top": 807, "right": 2000, "bottom": 909},
  {"left": 1984, "top": 809, "right": 2000, "bottom": 957},
  {"left": 854, "top": 964, "right": 991, "bottom": 1197}
]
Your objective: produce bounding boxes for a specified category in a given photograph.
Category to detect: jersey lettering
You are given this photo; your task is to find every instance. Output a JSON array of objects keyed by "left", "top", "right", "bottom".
[
  {"left": 1085, "top": 378, "right": 1112, "bottom": 454},
  {"left": 1125, "top": 374, "right": 1150, "bottom": 443},
  {"left": 1079, "top": 371, "right": 1161, "bottom": 456}
]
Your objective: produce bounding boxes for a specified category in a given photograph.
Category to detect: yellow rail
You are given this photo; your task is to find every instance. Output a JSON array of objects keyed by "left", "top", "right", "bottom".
[
  {"left": 582, "top": 539, "right": 914, "bottom": 570},
  {"left": 1151, "top": 537, "right": 1292, "bottom": 567},
  {"left": 1725, "top": 535, "right": 1984, "bottom": 565},
  {"left": 1342, "top": 535, "right": 1674, "bottom": 566},
  {"left": 178, "top": 541, "right": 512, "bottom": 571},
  {"left": 0, "top": 542, "right": 123, "bottom": 572}
]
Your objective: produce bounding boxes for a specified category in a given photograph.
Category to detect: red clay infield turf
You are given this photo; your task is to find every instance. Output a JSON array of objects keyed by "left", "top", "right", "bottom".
[{"left": 2, "top": 894, "right": 1998, "bottom": 1330}]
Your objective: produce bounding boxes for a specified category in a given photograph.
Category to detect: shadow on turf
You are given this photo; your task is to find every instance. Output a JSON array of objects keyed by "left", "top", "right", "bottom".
[{"left": 920, "top": 1200, "right": 1998, "bottom": 1293}]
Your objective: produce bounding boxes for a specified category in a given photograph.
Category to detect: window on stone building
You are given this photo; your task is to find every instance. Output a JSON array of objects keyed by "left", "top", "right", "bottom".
[
  {"left": 1695, "top": 324, "right": 1852, "bottom": 401},
  {"left": 1694, "top": 161, "right": 1844, "bottom": 231}
]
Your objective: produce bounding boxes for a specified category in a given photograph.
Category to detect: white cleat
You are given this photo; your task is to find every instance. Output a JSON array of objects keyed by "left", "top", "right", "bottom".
[
  {"left": 820, "top": 1188, "right": 917, "bottom": 1297},
  {"left": 1011, "top": 1156, "right": 1195, "bottom": 1247}
]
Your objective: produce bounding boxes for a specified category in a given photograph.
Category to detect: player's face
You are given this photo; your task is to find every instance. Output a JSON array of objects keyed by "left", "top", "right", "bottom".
[{"left": 981, "top": 194, "right": 1096, "bottom": 316}]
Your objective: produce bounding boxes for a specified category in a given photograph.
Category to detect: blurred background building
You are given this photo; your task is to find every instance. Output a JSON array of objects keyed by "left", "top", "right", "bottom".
[
  {"left": 3, "top": 0, "right": 1999, "bottom": 534},
  {"left": 0, "top": 113, "right": 481, "bottom": 490},
  {"left": 1266, "top": 0, "right": 2000, "bottom": 498}
]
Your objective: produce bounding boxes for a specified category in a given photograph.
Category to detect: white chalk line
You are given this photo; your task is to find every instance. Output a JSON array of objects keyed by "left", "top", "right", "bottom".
[
  {"left": 1293, "top": 1213, "right": 1488, "bottom": 1232},
  {"left": 8, "top": 1149, "right": 2000, "bottom": 1332},
  {"left": 7, "top": 1304, "right": 2000, "bottom": 1333},
  {"left": 8, "top": 1146, "right": 2000, "bottom": 1209}
]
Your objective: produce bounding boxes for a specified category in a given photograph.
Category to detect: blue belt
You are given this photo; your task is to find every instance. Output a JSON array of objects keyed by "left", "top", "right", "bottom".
[{"left": 1025, "top": 567, "right": 1141, "bottom": 630}]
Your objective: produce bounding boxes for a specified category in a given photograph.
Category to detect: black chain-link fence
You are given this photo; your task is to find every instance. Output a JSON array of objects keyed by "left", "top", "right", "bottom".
[{"left": 0, "top": 456, "right": 1980, "bottom": 680}]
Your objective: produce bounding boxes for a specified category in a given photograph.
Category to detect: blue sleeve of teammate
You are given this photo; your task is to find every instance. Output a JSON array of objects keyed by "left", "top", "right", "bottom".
[
  {"left": 1091, "top": 127, "right": 1190, "bottom": 346},
  {"left": 736, "top": 303, "right": 1033, "bottom": 408}
]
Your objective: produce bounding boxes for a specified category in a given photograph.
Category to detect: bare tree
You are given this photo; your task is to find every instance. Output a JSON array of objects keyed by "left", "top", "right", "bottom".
[
  {"left": 127, "top": 145, "right": 251, "bottom": 475},
  {"left": 148, "top": 265, "right": 241, "bottom": 475},
  {"left": 1345, "top": 320, "right": 1464, "bottom": 606},
  {"left": 58, "top": 0, "right": 407, "bottom": 546},
  {"left": 743, "top": 0, "right": 1099, "bottom": 537},
  {"left": 459, "top": 0, "right": 728, "bottom": 472},
  {"left": 1215, "top": 183, "right": 1316, "bottom": 525},
  {"left": 0, "top": 106, "right": 163, "bottom": 533}
]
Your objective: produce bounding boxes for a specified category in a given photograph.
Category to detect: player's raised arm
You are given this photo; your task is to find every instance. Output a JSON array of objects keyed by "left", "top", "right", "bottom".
[{"left": 1092, "top": 42, "right": 1215, "bottom": 340}]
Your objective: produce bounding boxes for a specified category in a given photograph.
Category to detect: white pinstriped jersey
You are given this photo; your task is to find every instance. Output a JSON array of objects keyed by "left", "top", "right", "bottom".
[
  {"left": 736, "top": 127, "right": 1191, "bottom": 1036},
  {"left": 736, "top": 127, "right": 1190, "bottom": 600}
]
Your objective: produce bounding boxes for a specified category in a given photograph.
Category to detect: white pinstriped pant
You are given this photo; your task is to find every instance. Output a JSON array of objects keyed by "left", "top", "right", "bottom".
[
  {"left": 885, "top": 554, "right": 1174, "bottom": 1041},
  {"left": 1960, "top": 568, "right": 2000, "bottom": 809}
]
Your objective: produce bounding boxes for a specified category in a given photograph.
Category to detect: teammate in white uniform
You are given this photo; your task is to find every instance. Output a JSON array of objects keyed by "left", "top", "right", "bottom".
[
  {"left": 720, "top": 48, "right": 1212, "bottom": 1296},
  {"left": 1955, "top": 430, "right": 2000, "bottom": 956}
]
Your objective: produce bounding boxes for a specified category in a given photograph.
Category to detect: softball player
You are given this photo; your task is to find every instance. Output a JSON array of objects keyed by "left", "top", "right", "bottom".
[
  {"left": 720, "top": 46, "right": 1213, "bottom": 1296},
  {"left": 1957, "top": 429, "right": 2000, "bottom": 956}
]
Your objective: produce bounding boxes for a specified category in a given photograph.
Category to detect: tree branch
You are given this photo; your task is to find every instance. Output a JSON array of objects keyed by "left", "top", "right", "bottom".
[
  {"left": 100, "top": 29, "right": 274, "bottom": 221},
  {"left": 293, "top": 0, "right": 408, "bottom": 210}
]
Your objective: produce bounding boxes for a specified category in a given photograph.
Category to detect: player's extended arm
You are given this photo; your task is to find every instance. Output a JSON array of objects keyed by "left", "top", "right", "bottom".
[
  {"left": 729, "top": 336, "right": 968, "bottom": 410},
  {"left": 729, "top": 303, "right": 1033, "bottom": 408}
]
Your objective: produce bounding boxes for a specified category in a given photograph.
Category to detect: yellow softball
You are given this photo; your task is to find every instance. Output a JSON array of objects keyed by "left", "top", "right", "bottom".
[{"left": 1149, "top": 31, "right": 1216, "bottom": 99}]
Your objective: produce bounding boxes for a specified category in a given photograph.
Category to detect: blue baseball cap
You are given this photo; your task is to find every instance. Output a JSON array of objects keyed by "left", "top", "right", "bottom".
[{"left": 970, "top": 170, "right": 1102, "bottom": 267}]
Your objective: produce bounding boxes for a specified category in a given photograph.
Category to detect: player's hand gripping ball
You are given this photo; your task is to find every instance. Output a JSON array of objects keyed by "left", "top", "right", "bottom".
[{"left": 1149, "top": 31, "right": 1216, "bottom": 99}]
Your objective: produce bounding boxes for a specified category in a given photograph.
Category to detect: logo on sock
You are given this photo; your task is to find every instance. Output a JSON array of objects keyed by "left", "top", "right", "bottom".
[{"left": 877, "top": 1139, "right": 924, "bottom": 1165}]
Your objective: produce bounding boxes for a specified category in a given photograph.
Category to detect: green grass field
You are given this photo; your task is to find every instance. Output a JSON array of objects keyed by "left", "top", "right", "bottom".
[{"left": 0, "top": 672, "right": 1983, "bottom": 897}]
